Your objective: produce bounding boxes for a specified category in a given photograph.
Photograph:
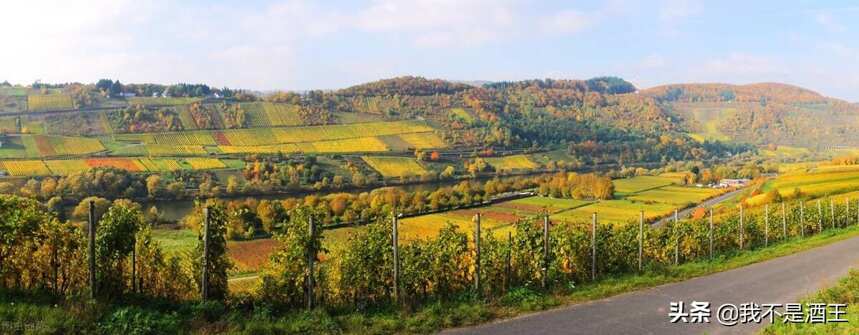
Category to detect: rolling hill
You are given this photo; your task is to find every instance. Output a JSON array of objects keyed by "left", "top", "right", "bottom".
[{"left": 640, "top": 83, "right": 859, "bottom": 148}]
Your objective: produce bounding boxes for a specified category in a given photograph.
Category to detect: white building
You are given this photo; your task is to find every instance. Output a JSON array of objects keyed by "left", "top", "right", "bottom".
[{"left": 718, "top": 178, "right": 750, "bottom": 188}]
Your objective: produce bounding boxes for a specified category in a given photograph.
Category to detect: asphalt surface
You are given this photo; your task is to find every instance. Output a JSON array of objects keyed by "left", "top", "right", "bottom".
[{"left": 443, "top": 234, "right": 859, "bottom": 335}]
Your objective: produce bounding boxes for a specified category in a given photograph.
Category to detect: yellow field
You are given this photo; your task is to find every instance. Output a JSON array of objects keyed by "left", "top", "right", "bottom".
[
  {"left": 218, "top": 143, "right": 303, "bottom": 154},
  {"left": 219, "top": 137, "right": 389, "bottom": 154},
  {"left": 362, "top": 156, "right": 428, "bottom": 177},
  {"left": 397, "top": 132, "right": 447, "bottom": 149},
  {"left": 139, "top": 158, "right": 184, "bottom": 172},
  {"left": 760, "top": 145, "right": 811, "bottom": 158},
  {"left": 185, "top": 158, "right": 226, "bottom": 169},
  {"left": 657, "top": 172, "right": 692, "bottom": 184},
  {"left": 45, "top": 136, "right": 106, "bottom": 156},
  {"left": 613, "top": 175, "right": 677, "bottom": 194},
  {"left": 626, "top": 186, "right": 721, "bottom": 206},
  {"left": 27, "top": 94, "right": 74, "bottom": 111},
  {"left": 485, "top": 155, "right": 539, "bottom": 170},
  {"left": 745, "top": 167, "right": 859, "bottom": 207},
  {"left": 262, "top": 103, "right": 302, "bottom": 126},
  {"left": 309, "top": 137, "right": 388, "bottom": 153},
  {"left": 271, "top": 121, "right": 433, "bottom": 144},
  {"left": 45, "top": 159, "right": 90, "bottom": 175},
  {"left": 145, "top": 144, "right": 207, "bottom": 156},
  {"left": 2, "top": 160, "right": 51, "bottom": 176},
  {"left": 222, "top": 129, "right": 276, "bottom": 146},
  {"left": 551, "top": 199, "right": 678, "bottom": 225},
  {"left": 145, "top": 133, "right": 217, "bottom": 146}
]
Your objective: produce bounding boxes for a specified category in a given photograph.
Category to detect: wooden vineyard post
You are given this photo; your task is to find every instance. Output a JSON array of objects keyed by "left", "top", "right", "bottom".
[
  {"left": 505, "top": 231, "right": 512, "bottom": 292},
  {"left": 800, "top": 201, "right": 805, "bottom": 238},
  {"left": 88, "top": 200, "right": 96, "bottom": 299},
  {"left": 830, "top": 198, "right": 835, "bottom": 229},
  {"left": 764, "top": 204, "right": 769, "bottom": 247},
  {"left": 542, "top": 212, "right": 550, "bottom": 288},
  {"left": 817, "top": 200, "right": 823, "bottom": 232},
  {"left": 306, "top": 216, "right": 315, "bottom": 310},
  {"left": 591, "top": 213, "right": 597, "bottom": 281},
  {"left": 782, "top": 202, "right": 787, "bottom": 240},
  {"left": 392, "top": 212, "right": 399, "bottom": 304},
  {"left": 474, "top": 213, "right": 481, "bottom": 296},
  {"left": 708, "top": 208, "right": 714, "bottom": 259},
  {"left": 739, "top": 205, "right": 744, "bottom": 250},
  {"left": 638, "top": 211, "right": 643, "bottom": 272},
  {"left": 201, "top": 206, "right": 209, "bottom": 301},
  {"left": 674, "top": 209, "right": 679, "bottom": 265}
]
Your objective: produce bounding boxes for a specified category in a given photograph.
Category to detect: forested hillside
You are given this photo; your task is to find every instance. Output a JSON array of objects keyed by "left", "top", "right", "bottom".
[{"left": 641, "top": 83, "right": 859, "bottom": 148}]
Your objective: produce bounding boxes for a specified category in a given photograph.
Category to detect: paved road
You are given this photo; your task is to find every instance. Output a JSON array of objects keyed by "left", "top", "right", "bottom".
[
  {"left": 443, "top": 235, "right": 859, "bottom": 335},
  {"left": 654, "top": 188, "right": 746, "bottom": 227}
]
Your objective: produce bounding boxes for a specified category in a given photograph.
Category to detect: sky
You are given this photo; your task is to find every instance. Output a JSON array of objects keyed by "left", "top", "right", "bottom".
[{"left": 2, "top": 0, "right": 859, "bottom": 101}]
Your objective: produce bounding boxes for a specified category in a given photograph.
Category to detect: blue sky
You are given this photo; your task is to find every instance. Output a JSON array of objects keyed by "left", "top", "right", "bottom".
[{"left": 2, "top": 0, "right": 859, "bottom": 100}]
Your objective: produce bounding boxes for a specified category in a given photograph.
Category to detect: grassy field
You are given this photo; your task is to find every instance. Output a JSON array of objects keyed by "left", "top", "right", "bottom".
[
  {"left": 448, "top": 108, "right": 474, "bottom": 123},
  {"left": 679, "top": 105, "right": 733, "bottom": 142},
  {"left": 613, "top": 175, "right": 678, "bottom": 195},
  {"left": 484, "top": 155, "right": 539, "bottom": 171},
  {"left": 626, "top": 186, "right": 722, "bottom": 206},
  {"left": 760, "top": 145, "right": 812, "bottom": 159},
  {"left": 396, "top": 132, "right": 447, "bottom": 149},
  {"left": 498, "top": 196, "right": 592, "bottom": 214},
  {"left": 551, "top": 199, "right": 678, "bottom": 225},
  {"left": 762, "top": 270, "right": 859, "bottom": 334},
  {"left": 27, "top": 94, "right": 73, "bottom": 111},
  {"left": 362, "top": 156, "right": 428, "bottom": 177}
]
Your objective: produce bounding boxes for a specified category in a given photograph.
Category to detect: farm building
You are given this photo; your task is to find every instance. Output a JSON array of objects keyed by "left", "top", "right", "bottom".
[{"left": 718, "top": 178, "right": 750, "bottom": 188}]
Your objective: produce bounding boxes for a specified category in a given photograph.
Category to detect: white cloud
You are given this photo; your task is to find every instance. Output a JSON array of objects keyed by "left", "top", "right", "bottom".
[
  {"left": 539, "top": 10, "right": 595, "bottom": 34},
  {"left": 354, "top": 0, "right": 518, "bottom": 48}
]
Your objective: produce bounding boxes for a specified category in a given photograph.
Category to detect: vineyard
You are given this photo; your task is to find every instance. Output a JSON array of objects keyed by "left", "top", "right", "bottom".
[
  {"left": 0, "top": 157, "right": 233, "bottom": 176},
  {"left": 626, "top": 185, "right": 721, "bottom": 206},
  {"left": 185, "top": 158, "right": 226, "bottom": 169},
  {"left": 754, "top": 166, "right": 859, "bottom": 201},
  {"left": 485, "top": 155, "right": 539, "bottom": 171},
  {"left": 127, "top": 97, "right": 201, "bottom": 106},
  {"left": 151, "top": 185, "right": 859, "bottom": 318},
  {"left": 613, "top": 175, "right": 679, "bottom": 194},
  {"left": 144, "top": 144, "right": 208, "bottom": 156},
  {"left": 1, "top": 160, "right": 52, "bottom": 176},
  {"left": 33, "top": 135, "right": 106, "bottom": 156},
  {"left": 27, "top": 94, "right": 74, "bottom": 111},
  {"left": 240, "top": 102, "right": 303, "bottom": 127},
  {"left": 397, "top": 132, "right": 447, "bottom": 149},
  {"left": 362, "top": 156, "right": 428, "bottom": 177}
]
